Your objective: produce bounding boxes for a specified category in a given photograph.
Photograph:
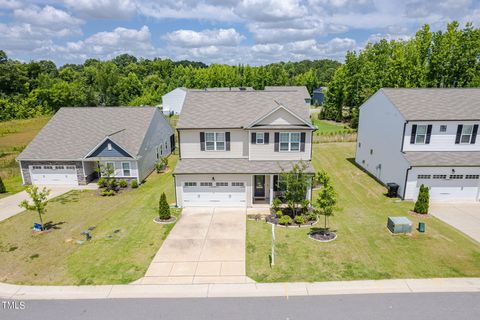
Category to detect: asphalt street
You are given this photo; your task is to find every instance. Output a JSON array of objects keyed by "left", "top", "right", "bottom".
[{"left": 1, "top": 292, "right": 479, "bottom": 320}]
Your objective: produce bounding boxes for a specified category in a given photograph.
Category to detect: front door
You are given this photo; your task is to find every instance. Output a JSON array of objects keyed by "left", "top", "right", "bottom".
[{"left": 254, "top": 175, "right": 265, "bottom": 198}]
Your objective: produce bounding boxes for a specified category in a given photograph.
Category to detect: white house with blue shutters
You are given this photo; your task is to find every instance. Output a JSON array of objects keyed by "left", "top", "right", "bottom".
[{"left": 355, "top": 88, "right": 480, "bottom": 202}]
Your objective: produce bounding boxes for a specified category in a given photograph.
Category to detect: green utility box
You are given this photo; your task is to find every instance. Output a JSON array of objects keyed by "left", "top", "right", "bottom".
[
  {"left": 418, "top": 222, "right": 426, "bottom": 233},
  {"left": 387, "top": 216, "right": 412, "bottom": 234}
]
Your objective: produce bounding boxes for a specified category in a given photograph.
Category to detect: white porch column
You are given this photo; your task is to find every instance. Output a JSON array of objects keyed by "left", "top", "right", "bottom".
[{"left": 269, "top": 174, "right": 274, "bottom": 205}]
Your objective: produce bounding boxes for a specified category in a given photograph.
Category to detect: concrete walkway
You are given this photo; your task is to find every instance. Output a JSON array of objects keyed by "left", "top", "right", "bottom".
[
  {"left": 430, "top": 202, "right": 480, "bottom": 243},
  {"left": 1, "top": 278, "right": 479, "bottom": 300},
  {"left": 139, "top": 207, "right": 251, "bottom": 285},
  {"left": 0, "top": 184, "right": 98, "bottom": 223}
]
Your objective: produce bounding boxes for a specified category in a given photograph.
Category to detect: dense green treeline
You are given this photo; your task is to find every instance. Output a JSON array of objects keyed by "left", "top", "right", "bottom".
[
  {"left": 0, "top": 52, "right": 340, "bottom": 121},
  {"left": 322, "top": 22, "right": 480, "bottom": 127}
]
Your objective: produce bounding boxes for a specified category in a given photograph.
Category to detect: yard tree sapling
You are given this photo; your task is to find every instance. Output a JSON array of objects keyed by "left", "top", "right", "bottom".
[
  {"left": 279, "top": 161, "right": 311, "bottom": 216},
  {"left": 314, "top": 170, "right": 337, "bottom": 232},
  {"left": 158, "top": 192, "right": 171, "bottom": 220},
  {"left": 19, "top": 186, "right": 51, "bottom": 231}
]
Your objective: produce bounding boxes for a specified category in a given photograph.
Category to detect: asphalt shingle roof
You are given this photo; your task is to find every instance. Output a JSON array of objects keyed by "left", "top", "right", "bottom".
[
  {"left": 403, "top": 151, "right": 480, "bottom": 166},
  {"left": 177, "top": 87, "right": 311, "bottom": 129},
  {"left": 17, "top": 107, "right": 171, "bottom": 160},
  {"left": 381, "top": 88, "right": 480, "bottom": 120},
  {"left": 174, "top": 158, "right": 315, "bottom": 174}
]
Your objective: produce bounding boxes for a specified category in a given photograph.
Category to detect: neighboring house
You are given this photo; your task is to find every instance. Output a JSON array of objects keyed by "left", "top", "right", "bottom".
[
  {"left": 161, "top": 87, "right": 187, "bottom": 115},
  {"left": 312, "top": 87, "right": 327, "bottom": 105},
  {"left": 173, "top": 87, "right": 316, "bottom": 207},
  {"left": 265, "top": 86, "right": 311, "bottom": 106},
  {"left": 356, "top": 88, "right": 480, "bottom": 202},
  {"left": 17, "top": 107, "right": 175, "bottom": 186}
]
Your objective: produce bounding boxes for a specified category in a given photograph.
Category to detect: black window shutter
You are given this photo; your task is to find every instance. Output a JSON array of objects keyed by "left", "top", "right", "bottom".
[
  {"left": 251, "top": 132, "right": 256, "bottom": 144},
  {"left": 274, "top": 132, "right": 279, "bottom": 152},
  {"left": 425, "top": 125, "right": 432, "bottom": 144},
  {"left": 225, "top": 132, "right": 230, "bottom": 151},
  {"left": 264, "top": 132, "right": 269, "bottom": 144},
  {"left": 471, "top": 125, "right": 479, "bottom": 144},
  {"left": 300, "top": 132, "right": 306, "bottom": 151},
  {"left": 200, "top": 132, "right": 205, "bottom": 151},
  {"left": 410, "top": 125, "right": 417, "bottom": 144},
  {"left": 455, "top": 125, "right": 463, "bottom": 144}
]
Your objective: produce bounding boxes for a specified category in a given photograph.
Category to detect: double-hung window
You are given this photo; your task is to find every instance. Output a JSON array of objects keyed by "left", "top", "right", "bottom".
[
  {"left": 205, "top": 132, "right": 225, "bottom": 151},
  {"left": 415, "top": 125, "right": 427, "bottom": 144},
  {"left": 256, "top": 132, "right": 265, "bottom": 144},
  {"left": 122, "top": 162, "right": 131, "bottom": 176},
  {"left": 460, "top": 125, "right": 474, "bottom": 144},
  {"left": 280, "top": 132, "right": 300, "bottom": 152}
]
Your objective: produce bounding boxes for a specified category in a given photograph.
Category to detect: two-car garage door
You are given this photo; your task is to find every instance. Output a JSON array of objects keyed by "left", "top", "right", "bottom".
[
  {"left": 182, "top": 181, "right": 246, "bottom": 207},
  {"left": 415, "top": 174, "right": 480, "bottom": 202},
  {"left": 30, "top": 165, "right": 78, "bottom": 185}
]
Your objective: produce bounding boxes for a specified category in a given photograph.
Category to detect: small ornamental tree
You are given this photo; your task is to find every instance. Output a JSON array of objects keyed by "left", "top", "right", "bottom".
[
  {"left": 414, "top": 184, "right": 430, "bottom": 214},
  {"left": 158, "top": 192, "right": 171, "bottom": 220},
  {"left": 280, "top": 161, "right": 311, "bottom": 216},
  {"left": 314, "top": 171, "right": 337, "bottom": 232},
  {"left": 0, "top": 176, "right": 6, "bottom": 193},
  {"left": 19, "top": 186, "right": 51, "bottom": 230}
]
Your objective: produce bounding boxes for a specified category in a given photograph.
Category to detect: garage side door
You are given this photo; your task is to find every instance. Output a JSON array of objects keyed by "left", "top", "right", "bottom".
[
  {"left": 30, "top": 165, "right": 78, "bottom": 185},
  {"left": 182, "top": 181, "right": 246, "bottom": 207}
]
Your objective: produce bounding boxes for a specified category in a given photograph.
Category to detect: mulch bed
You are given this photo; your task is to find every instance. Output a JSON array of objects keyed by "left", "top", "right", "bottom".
[
  {"left": 309, "top": 230, "right": 337, "bottom": 242},
  {"left": 153, "top": 216, "right": 177, "bottom": 225},
  {"left": 408, "top": 211, "right": 431, "bottom": 218},
  {"left": 265, "top": 215, "right": 318, "bottom": 228}
]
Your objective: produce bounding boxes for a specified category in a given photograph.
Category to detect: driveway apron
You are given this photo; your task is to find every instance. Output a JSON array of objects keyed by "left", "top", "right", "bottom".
[
  {"left": 430, "top": 202, "right": 480, "bottom": 243},
  {"left": 141, "top": 207, "right": 251, "bottom": 284}
]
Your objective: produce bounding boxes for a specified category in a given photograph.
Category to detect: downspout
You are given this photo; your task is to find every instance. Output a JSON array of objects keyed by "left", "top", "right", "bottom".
[{"left": 403, "top": 166, "right": 411, "bottom": 200}]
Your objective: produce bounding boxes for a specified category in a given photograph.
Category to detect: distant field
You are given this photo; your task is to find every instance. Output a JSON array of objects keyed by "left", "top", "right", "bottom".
[{"left": 0, "top": 116, "right": 51, "bottom": 197}]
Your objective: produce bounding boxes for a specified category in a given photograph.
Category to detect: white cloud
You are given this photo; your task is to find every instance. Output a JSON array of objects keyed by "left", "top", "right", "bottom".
[
  {"left": 163, "top": 28, "right": 244, "bottom": 47},
  {"left": 0, "top": 0, "right": 23, "bottom": 10},
  {"left": 64, "top": 0, "right": 137, "bottom": 19},
  {"left": 14, "top": 5, "right": 83, "bottom": 29},
  {"left": 235, "top": 0, "right": 306, "bottom": 22}
]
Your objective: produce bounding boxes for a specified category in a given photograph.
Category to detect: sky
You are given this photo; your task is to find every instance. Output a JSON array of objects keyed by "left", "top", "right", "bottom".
[{"left": 0, "top": 0, "right": 479, "bottom": 66}]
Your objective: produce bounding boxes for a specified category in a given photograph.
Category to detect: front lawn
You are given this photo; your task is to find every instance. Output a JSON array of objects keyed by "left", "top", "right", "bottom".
[
  {"left": 0, "top": 155, "right": 179, "bottom": 285},
  {"left": 247, "top": 143, "right": 480, "bottom": 282}
]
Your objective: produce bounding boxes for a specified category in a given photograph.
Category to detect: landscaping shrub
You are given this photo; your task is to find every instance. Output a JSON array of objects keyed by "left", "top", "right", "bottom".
[
  {"left": 101, "top": 189, "right": 115, "bottom": 197},
  {"left": 161, "top": 156, "right": 169, "bottom": 168},
  {"left": 272, "top": 197, "right": 282, "bottom": 211},
  {"left": 97, "top": 177, "right": 106, "bottom": 188},
  {"left": 275, "top": 210, "right": 283, "bottom": 218},
  {"left": 414, "top": 184, "right": 430, "bottom": 214},
  {"left": 131, "top": 180, "right": 138, "bottom": 188},
  {"left": 307, "top": 213, "right": 317, "bottom": 221},
  {"left": 278, "top": 215, "right": 292, "bottom": 226},
  {"left": 107, "top": 179, "right": 118, "bottom": 190},
  {"left": 119, "top": 179, "right": 128, "bottom": 188},
  {"left": 155, "top": 162, "right": 163, "bottom": 173},
  {"left": 158, "top": 192, "right": 171, "bottom": 220},
  {"left": 0, "top": 177, "right": 5, "bottom": 193},
  {"left": 294, "top": 215, "right": 305, "bottom": 225}
]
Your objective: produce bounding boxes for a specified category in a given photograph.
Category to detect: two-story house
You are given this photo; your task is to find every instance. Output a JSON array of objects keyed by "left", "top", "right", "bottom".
[
  {"left": 356, "top": 88, "right": 480, "bottom": 202},
  {"left": 173, "top": 87, "right": 316, "bottom": 207}
]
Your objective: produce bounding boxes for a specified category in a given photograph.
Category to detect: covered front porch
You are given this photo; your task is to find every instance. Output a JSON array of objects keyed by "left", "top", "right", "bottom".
[{"left": 251, "top": 173, "right": 313, "bottom": 206}]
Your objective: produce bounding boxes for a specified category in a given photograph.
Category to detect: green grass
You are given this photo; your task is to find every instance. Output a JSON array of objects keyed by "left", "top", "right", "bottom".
[
  {"left": 0, "top": 116, "right": 51, "bottom": 197},
  {"left": 0, "top": 155, "right": 180, "bottom": 285},
  {"left": 311, "top": 118, "right": 353, "bottom": 135},
  {"left": 246, "top": 143, "right": 480, "bottom": 282}
]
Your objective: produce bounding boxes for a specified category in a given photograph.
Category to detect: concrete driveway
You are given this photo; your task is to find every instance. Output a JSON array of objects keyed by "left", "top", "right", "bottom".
[
  {"left": 0, "top": 184, "right": 98, "bottom": 223},
  {"left": 430, "top": 202, "right": 480, "bottom": 243},
  {"left": 141, "top": 207, "right": 251, "bottom": 285}
]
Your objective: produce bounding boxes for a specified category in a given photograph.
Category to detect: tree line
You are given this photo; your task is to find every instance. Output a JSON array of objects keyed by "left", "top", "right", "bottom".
[
  {"left": 0, "top": 51, "right": 340, "bottom": 121},
  {"left": 322, "top": 22, "right": 480, "bottom": 127}
]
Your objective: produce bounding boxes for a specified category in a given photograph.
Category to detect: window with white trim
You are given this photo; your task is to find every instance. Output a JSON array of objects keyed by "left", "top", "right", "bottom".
[
  {"left": 44, "top": 165, "right": 53, "bottom": 169},
  {"left": 32, "top": 165, "right": 42, "bottom": 170},
  {"left": 460, "top": 125, "right": 474, "bottom": 144},
  {"left": 216, "top": 182, "right": 228, "bottom": 187},
  {"left": 55, "top": 165, "right": 64, "bottom": 170},
  {"left": 66, "top": 166, "right": 76, "bottom": 170},
  {"left": 465, "top": 175, "right": 479, "bottom": 179},
  {"left": 433, "top": 174, "right": 447, "bottom": 179},
  {"left": 232, "top": 182, "right": 245, "bottom": 187},
  {"left": 279, "top": 132, "right": 300, "bottom": 152},
  {"left": 200, "top": 182, "right": 213, "bottom": 187},
  {"left": 256, "top": 132, "right": 265, "bottom": 144},
  {"left": 107, "top": 143, "right": 112, "bottom": 151},
  {"left": 449, "top": 174, "right": 463, "bottom": 179},
  {"left": 105, "top": 162, "right": 114, "bottom": 176},
  {"left": 184, "top": 182, "right": 197, "bottom": 187},
  {"left": 415, "top": 125, "right": 427, "bottom": 144},
  {"left": 417, "top": 174, "right": 431, "bottom": 179},
  {"left": 205, "top": 132, "right": 225, "bottom": 151},
  {"left": 440, "top": 125, "right": 447, "bottom": 132},
  {"left": 122, "top": 162, "right": 131, "bottom": 176}
]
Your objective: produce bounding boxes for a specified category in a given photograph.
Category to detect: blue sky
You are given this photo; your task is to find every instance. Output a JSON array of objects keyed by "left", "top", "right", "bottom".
[{"left": 0, "top": 0, "right": 478, "bottom": 66}]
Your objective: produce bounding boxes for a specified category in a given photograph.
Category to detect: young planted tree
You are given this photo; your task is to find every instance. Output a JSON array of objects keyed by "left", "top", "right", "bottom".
[
  {"left": 414, "top": 184, "right": 430, "bottom": 214},
  {"left": 314, "top": 171, "right": 337, "bottom": 232},
  {"left": 158, "top": 192, "right": 171, "bottom": 220},
  {"left": 0, "top": 176, "right": 6, "bottom": 193},
  {"left": 19, "top": 186, "right": 51, "bottom": 231},
  {"left": 279, "top": 161, "right": 311, "bottom": 216}
]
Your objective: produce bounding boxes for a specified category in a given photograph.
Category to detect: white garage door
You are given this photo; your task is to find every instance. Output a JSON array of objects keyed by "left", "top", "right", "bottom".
[
  {"left": 417, "top": 174, "right": 479, "bottom": 202},
  {"left": 182, "top": 181, "right": 246, "bottom": 207},
  {"left": 30, "top": 165, "right": 78, "bottom": 185}
]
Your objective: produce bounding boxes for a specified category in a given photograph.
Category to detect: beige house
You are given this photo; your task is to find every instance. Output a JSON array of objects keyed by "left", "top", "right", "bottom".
[{"left": 173, "top": 87, "right": 316, "bottom": 207}]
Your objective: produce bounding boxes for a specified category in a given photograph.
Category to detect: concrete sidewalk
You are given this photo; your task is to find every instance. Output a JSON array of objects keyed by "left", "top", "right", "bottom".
[
  {"left": 0, "top": 184, "right": 98, "bottom": 223},
  {"left": 1, "top": 278, "right": 479, "bottom": 300}
]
